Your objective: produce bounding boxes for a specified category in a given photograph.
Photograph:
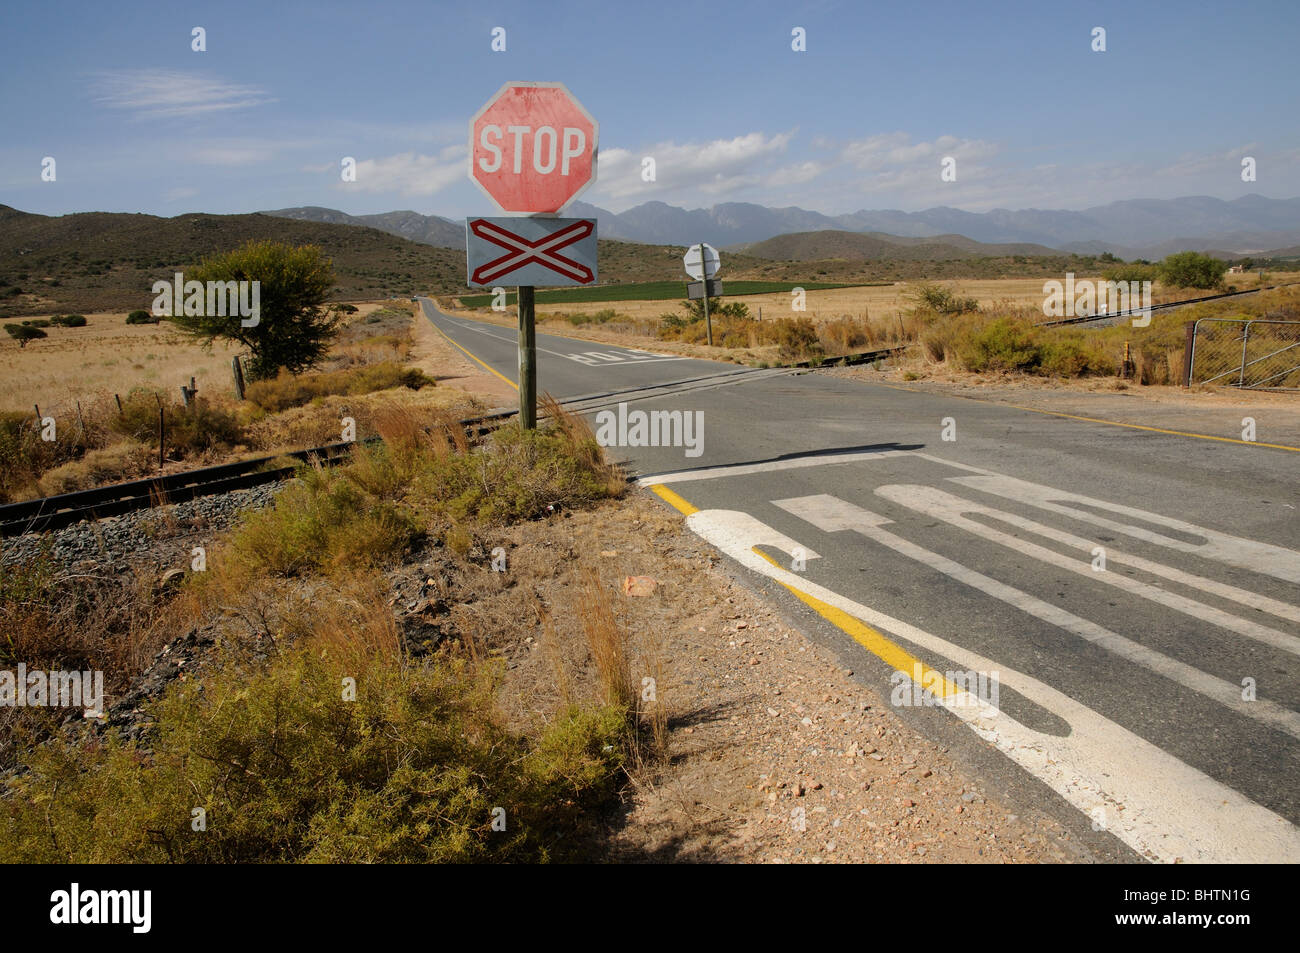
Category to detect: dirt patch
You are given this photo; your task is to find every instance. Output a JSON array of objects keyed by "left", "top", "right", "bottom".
[{"left": 437, "top": 490, "right": 1078, "bottom": 862}]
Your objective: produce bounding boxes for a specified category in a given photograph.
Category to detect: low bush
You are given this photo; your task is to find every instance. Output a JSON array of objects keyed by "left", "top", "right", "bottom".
[
  {"left": 244, "top": 362, "right": 434, "bottom": 413},
  {"left": 109, "top": 390, "right": 244, "bottom": 457},
  {"left": 126, "top": 310, "right": 159, "bottom": 325},
  {"left": 0, "top": 645, "right": 628, "bottom": 862}
]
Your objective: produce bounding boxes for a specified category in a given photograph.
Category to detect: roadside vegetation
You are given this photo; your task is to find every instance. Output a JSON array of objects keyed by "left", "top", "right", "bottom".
[
  {"left": 0, "top": 399, "right": 649, "bottom": 862},
  {"left": 0, "top": 242, "right": 458, "bottom": 503}
]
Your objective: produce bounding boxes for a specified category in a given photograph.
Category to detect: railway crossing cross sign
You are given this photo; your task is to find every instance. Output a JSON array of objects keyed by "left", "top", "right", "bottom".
[{"left": 465, "top": 216, "right": 598, "bottom": 287}]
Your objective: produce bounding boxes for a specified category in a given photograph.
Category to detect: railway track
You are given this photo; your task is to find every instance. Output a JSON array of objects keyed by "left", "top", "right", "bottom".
[
  {"left": 0, "top": 358, "right": 835, "bottom": 539},
  {"left": 1038, "top": 280, "right": 1300, "bottom": 328}
]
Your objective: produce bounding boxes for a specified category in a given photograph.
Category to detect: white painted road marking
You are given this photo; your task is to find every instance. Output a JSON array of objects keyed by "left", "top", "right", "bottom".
[
  {"left": 773, "top": 493, "right": 1300, "bottom": 742},
  {"left": 948, "top": 472, "right": 1300, "bottom": 585},
  {"left": 874, "top": 483, "right": 1300, "bottom": 653},
  {"left": 684, "top": 506, "right": 1300, "bottom": 863}
]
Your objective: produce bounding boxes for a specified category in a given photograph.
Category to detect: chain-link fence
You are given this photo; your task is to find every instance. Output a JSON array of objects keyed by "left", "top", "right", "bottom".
[{"left": 1188, "top": 319, "right": 1300, "bottom": 390}]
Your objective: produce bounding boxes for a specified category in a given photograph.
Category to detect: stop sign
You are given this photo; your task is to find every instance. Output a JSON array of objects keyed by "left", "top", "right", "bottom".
[{"left": 469, "top": 81, "right": 598, "bottom": 214}]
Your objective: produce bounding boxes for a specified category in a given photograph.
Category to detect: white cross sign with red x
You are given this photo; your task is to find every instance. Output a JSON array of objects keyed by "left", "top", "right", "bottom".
[{"left": 464, "top": 216, "right": 599, "bottom": 287}]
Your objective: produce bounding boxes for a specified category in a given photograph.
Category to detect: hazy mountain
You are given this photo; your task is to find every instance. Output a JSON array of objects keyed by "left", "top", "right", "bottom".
[
  {"left": 574, "top": 195, "right": 1300, "bottom": 258},
  {"left": 263, "top": 206, "right": 463, "bottom": 248},
  {"left": 260, "top": 195, "right": 1300, "bottom": 262}
]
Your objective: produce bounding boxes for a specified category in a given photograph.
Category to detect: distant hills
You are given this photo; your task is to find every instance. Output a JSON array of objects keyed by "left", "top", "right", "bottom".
[
  {"left": 263, "top": 206, "right": 464, "bottom": 249},
  {"left": 0, "top": 206, "right": 755, "bottom": 317},
  {"left": 265, "top": 195, "right": 1300, "bottom": 261}
]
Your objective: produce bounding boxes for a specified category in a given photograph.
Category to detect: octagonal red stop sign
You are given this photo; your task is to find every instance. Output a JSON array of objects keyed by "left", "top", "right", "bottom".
[{"left": 468, "top": 82, "right": 598, "bottom": 214}]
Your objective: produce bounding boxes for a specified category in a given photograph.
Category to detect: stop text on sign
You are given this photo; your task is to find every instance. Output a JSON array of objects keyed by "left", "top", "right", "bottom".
[
  {"left": 478, "top": 124, "right": 586, "bottom": 176},
  {"left": 469, "top": 81, "right": 598, "bottom": 214}
]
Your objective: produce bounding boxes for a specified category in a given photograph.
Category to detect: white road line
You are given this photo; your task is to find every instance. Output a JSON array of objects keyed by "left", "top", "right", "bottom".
[
  {"left": 684, "top": 506, "right": 1300, "bottom": 863},
  {"left": 772, "top": 493, "right": 1300, "bottom": 742},
  {"left": 874, "top": 483, "right": 1300, "bottom": 652},
  {"left": 947, "top": 472, "right": 1300, "bottom": 585},
  {"left": 902, "top": 483, "right": 1300, "bottom": 626}
]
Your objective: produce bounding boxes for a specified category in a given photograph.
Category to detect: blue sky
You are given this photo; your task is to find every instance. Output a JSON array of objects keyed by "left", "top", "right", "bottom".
[{"left": 2, "top": 0, "right": 1297, "bottom": 219}]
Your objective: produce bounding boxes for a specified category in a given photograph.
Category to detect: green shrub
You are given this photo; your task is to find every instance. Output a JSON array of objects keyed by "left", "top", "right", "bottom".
[
  {"left": 414, "top": 425, "right": 623, "bottom": 527},
  {"left": 229, "top": 455, "right": 420, "bottom": 575},
  {"left": 1101, "top": 264, "right": 1158, "bottom": 284},
  {"left": 50, "top": 314, "right": 87, "bottom": 327},
  {"left": 4, "top": 324, "right": 46, "bottom": 347},
  {"left": 956, "top": 318, "right": 1042, "bottom": 372},
  {"left": 0, "top": 648, "right": 627, "bottom": 863},
  {"left": 908, "top": 283, "right": 979, "bottom": 315},
  {"left": 126, "top": 309, "right": 159, "bottom": 324},
  {"left": 1038, "top": 338, "right": 1111, "bottom": 377},
  {"left": 22, "top": 319, "right": 51, "bottom": 328},
  {"left": 1158, "top": 251, "right": 1228, "bottom": 290}
]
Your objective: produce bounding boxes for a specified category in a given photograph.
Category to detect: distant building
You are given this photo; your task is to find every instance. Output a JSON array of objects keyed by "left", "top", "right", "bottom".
[{"left": 1228, "top": 264, "right": 1247, "bottom": 274}]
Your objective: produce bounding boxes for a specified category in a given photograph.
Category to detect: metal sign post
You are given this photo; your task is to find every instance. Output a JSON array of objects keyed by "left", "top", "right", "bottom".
[
  {"left": 683, "top": 242, "right": 722, "bottom": 347},
  {"left": 700, "top": 240, "right": 712, "bottom": 346}
]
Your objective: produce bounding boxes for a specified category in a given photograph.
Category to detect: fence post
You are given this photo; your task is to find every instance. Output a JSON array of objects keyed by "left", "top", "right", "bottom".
[
  {"left": 1182, "top": 321, "right": 1197, "bottom": 387},
  {"left": 231, "top": 356, "right": 246, "bottom": 400},
  {"left": 1238, "top": 321, "right": 1252, "bottom": 387}
]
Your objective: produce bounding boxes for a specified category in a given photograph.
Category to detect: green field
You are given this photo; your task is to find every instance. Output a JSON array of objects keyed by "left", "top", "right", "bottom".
[{"left": 457, "top": 279, "right": 886, "bottom": 308}]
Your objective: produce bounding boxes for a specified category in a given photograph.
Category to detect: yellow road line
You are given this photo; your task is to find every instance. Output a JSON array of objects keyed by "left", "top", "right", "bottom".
[
  {"left": 648, "top": 483, "right": 699, "bottom": 515},
  {"left": 422, "top": 305, "right": 517, "bottom": 391},
  {"left": 880, "top": 383, "right": 1300, "bottom": 452},
  {"left": 645, "top": 481, "right": 961, "bottom": 700}
]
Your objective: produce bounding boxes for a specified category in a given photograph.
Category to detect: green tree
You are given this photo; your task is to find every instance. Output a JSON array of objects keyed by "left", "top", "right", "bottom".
[
  {"left": 171, "top": 240, "right": 340, "bottom": 380},
  {"left": 4, "top": 324, "right": 46, "bottom": 347},
  {"left": 1158, "top": 251, "right": 1228, "bottom": 290}
]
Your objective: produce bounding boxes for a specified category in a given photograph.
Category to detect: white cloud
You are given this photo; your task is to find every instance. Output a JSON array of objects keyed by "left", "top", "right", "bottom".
[
  {"left": 591, "top": 131, "right": 795, "bottom": 205},
  {"left": 91, "top": 69, "right": 274, "bottom": 120},
  {"left": 164, "top": 187, "right": 198, "bottom": 202},
  {"left": 344, "top": 148, "right": 467, "bottom": 196}
]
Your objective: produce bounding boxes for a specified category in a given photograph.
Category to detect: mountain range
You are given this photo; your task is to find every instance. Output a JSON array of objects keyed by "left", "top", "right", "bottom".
[{"left": 263, "top": 195, "right": 1300, "bottom": 261}]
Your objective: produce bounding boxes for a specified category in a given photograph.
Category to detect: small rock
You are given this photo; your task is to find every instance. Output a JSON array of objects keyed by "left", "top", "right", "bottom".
[{"left": 623, "top": 575, "right": 656, "bottom": 596}]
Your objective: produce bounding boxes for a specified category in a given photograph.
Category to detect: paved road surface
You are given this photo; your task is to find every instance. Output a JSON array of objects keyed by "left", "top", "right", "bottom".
[{"left": 421, "top": 298, "right": 1300, "bottom": 863}]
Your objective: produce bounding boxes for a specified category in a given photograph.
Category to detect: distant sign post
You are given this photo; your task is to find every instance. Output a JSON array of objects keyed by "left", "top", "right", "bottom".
[
  {"left": 683, "top": 242, "right": 721, "bottom": 346},
  {"left": 468, "top": 81, "right": 599, "bottom": 428}
]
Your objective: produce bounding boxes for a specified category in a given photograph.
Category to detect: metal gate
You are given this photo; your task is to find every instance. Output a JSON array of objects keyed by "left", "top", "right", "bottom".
[{"left": 1188, "top": 319, "right": 1300, "bottom": 390}]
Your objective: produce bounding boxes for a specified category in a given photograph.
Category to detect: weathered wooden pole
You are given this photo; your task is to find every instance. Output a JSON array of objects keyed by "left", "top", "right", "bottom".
[{"left": 517, "top": 285, "right": 537, "bottom": 429}]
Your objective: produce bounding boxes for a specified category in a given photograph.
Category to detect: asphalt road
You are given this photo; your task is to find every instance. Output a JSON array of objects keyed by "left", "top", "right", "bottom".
[{"left": 421, "top": 297, "right": 1300, "bottom": 863}]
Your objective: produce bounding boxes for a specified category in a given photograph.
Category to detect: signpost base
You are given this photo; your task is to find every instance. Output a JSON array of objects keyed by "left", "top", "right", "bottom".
[{"left": 518, "top": 285, "right": 537, "bottom": 429}]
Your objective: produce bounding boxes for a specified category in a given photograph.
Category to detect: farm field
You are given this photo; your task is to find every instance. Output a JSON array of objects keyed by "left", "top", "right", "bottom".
[
  {"left": 456, "top": 279, "right": 870, "bottom": 308},
  {"left": 0, "top": 302, "right": 394, "bottom": 416},
  {"left": 521, "top": 277, "right": 1051, "bottom": 325}
]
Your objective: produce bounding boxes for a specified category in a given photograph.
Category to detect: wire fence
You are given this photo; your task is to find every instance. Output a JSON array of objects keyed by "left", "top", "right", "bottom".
[{"left": 1188, "top": 319, "right": 1300, "bottom": 390}]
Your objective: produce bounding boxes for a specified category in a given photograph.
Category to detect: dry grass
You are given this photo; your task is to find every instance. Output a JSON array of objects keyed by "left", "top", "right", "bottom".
[{"left": 577, "top": 565, "right": 633, "bottom": 711}]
